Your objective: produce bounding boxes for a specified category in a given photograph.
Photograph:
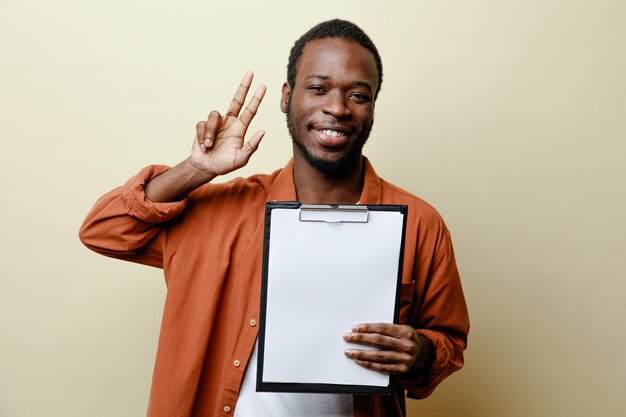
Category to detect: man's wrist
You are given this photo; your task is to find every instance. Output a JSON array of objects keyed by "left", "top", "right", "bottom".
[
  {"left": 185, "top": 157, "right": 217, "bottom": 184},
  {"left": 412, "top": 333, "right": 435, "bottom": 373}
]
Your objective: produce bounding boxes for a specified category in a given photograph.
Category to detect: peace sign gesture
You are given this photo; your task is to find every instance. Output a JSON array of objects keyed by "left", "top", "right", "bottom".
[{"left": 191, "top": 71, "right": 266, "bottom": 176}]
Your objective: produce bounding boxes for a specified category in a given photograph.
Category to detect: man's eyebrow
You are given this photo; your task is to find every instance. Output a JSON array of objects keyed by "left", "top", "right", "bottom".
[
  {"left": 305, "top": 75, "right": 373, "bottom": 91},
  {"left": 352, "top": 81, "right": 373, "bottom": 92},
  {"left": 305, "top": 74, "right": 330, "bottom": 81}
]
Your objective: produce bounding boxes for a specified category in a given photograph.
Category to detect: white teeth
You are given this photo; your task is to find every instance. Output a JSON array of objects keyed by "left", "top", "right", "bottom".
[{"left": 321, "top": 129, "right": 344, "bottom": 138}]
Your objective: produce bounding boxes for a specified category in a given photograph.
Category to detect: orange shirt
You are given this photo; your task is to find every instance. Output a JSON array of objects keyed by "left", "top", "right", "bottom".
[{"left": 79, "top": 158, "right": 469, "bottom": 417}]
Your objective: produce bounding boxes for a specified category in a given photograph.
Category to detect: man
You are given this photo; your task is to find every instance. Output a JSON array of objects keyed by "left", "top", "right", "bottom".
[{"left": 80, "top": 19, "right": 469, "bottom": 417}]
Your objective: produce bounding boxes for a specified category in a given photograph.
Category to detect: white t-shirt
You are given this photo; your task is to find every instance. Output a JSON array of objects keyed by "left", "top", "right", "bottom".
[{"left": 234, "top": 341, "right": 353, "bottom": 417}]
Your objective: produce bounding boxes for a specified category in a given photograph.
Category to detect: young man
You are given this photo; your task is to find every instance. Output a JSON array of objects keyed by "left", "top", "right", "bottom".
[{"left": 80, "top": 19, "right": 469, "bottom": 417}]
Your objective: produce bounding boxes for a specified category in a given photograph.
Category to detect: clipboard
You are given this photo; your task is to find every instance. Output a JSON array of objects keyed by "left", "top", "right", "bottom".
[{"left": 257, "top": 202, "right": 408, "bottom": 394}]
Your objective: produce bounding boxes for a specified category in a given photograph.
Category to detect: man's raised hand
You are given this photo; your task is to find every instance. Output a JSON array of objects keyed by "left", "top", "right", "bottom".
[{"left": 192, "top": 71, "right": 266, "bottom": 176}]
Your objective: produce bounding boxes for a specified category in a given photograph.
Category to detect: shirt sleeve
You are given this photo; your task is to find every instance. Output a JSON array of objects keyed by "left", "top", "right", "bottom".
[
  {"left": 78, "top": 165, "right": 187, "bottom": 268},
  {"left": 395, "top": 228, "right": 470, "bottom": 399}
]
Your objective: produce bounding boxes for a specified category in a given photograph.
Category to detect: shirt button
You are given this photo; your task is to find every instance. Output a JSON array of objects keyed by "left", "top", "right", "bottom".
[
  {"left": 249, "top": 319, "right": 257, "bottom": 327},
  {"left": 223, "top": 405, "right": 231, "bottom": 413},
  {"left": 233, "top": 359, "right": 241, "bottom": 367}
]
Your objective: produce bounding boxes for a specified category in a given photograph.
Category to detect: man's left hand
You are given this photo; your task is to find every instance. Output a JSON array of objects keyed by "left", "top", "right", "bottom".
[{"left": 342, "top": 323, "right": 429, "bottom": 375}]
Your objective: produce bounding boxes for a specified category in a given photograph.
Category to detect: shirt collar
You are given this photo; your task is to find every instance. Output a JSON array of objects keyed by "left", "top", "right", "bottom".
[
  {"left": 358, "top": 157, "right": 383, "bottom": 205},
  {"left": 266, "top": 156, "right": 382, "bottom": 204},
  {"left": 266, "top": 158, "right": 297, "bottom": 202}
]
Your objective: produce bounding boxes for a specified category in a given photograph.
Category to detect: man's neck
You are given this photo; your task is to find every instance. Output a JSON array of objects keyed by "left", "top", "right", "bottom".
[{"left": 292, "top": 153, "right": 364, "bottom": 204}]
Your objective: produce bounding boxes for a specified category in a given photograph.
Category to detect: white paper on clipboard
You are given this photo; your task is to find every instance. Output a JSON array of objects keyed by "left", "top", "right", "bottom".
[{"left": 257, "top": 203, "right": 407, "bottom": 393}]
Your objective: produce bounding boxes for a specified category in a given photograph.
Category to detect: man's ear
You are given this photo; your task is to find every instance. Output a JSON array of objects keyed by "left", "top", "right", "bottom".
[{"left": 280, "top": 82, "right": 291, "bottom": 113}]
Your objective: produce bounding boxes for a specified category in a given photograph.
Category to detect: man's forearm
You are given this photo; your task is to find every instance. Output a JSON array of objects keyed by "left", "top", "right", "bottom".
[{"left": 144, "top": 158, "right": 216, "bottom": 203}]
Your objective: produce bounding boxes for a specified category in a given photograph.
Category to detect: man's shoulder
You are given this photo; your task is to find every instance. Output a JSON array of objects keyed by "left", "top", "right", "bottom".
[
  {"left": 380, "top": 180, "right": 439, "bottom": 212},
  {"left": 379, "top": 179, "right": 447, "bottom": 228}
]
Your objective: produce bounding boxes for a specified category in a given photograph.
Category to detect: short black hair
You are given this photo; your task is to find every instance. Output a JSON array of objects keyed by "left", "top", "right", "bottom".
[{"left": 287, "top": 19, "right": 383, "bottom": 100}]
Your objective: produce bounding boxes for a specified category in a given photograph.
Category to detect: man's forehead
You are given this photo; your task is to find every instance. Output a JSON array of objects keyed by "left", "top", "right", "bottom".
[
  {"left": 295, "top": 38, "right": 379, "bottom": 86},
  {"left": 298, "top": 37, "right": 375, "bottom": 63}
]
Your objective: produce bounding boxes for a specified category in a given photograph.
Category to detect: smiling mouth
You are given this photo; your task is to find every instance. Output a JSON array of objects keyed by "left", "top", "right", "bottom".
[
  {"left": 320, "top": 129, "right": 346, "bottom": 138},
  {"left": 313, "top": 128, "right": 352, "bottom": 148}
]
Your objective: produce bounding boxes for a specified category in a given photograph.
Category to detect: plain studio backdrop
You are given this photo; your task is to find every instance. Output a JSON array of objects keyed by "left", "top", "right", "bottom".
[{"left": 1, "top": 1, "right": 624, "bottom": 416}]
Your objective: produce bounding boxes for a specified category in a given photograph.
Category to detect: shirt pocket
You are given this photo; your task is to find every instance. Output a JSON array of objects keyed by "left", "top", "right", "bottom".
[{"left": 398, "top": 281, "right": 416, "bottom": 324}]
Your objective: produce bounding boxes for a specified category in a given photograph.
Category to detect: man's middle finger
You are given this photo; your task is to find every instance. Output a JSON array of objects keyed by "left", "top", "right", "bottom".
[
  {"left": 239, "top": 84, "right": 266, "bottom": 127},
  {"left": 343, "top": 331, "right": 399, "bottom": 349},
  {"left": 226, "top": 71, "right": 253, "bottom": 117}
]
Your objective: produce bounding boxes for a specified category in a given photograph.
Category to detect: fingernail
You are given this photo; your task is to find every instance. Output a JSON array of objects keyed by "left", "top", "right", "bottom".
[
  {"left": 342, "top": 332, "right": 352, "bottom": 340},
  {"left": 344, "top": 349, "right": 355, "bottom": 357},
  {"left": 351, "top": 325, "right": 361, "bottom": 332},
  {"left": 205, "top": 139, "right": 212, "bottom": 147}
]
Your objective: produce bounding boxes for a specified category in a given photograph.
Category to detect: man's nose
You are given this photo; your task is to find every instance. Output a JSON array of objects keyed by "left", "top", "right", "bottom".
[{"left": 322, "top": 91, "right": 351, "bottom": 119}]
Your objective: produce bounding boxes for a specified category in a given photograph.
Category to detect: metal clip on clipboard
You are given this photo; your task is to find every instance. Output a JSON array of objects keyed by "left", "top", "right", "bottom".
[{"left": 298, "top": 204, "right": 369, "bottom": 223}]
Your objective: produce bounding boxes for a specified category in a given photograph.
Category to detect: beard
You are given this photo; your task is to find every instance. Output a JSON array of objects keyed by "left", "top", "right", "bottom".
[{"left": 286, "top": 99, "right": 373, "bottom": 177}]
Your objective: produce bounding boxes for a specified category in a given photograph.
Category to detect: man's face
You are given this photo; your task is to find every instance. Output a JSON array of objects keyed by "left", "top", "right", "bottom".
[{"left": 281, "top": 38, "right": 379, "bottom": 176}]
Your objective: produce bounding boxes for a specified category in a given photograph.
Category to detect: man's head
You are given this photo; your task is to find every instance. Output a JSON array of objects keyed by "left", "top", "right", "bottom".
[
  {"left": 282, "top": 20, "right": 382, "bottom": 176},
  {"left": 286, "top": 19, "right": 383, "bottom": 101}
]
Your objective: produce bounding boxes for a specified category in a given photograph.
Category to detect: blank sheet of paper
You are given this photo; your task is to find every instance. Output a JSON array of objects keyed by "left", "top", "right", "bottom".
[{"left": 258, "top": 204, "right": 406, "bottom": 393}]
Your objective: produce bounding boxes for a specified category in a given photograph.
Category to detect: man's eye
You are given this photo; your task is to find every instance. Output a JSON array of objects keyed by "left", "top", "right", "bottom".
[
  {"left": 308, "top": 86, "right": 325, "bottom": 93},
  {"left": 351, "top": 93, "right": 371, "bottom": 102}
]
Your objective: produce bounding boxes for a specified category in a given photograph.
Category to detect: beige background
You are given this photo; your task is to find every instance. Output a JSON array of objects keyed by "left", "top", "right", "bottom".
[{"left": 1, "top": 0, "right": 625, "bottom": 416}]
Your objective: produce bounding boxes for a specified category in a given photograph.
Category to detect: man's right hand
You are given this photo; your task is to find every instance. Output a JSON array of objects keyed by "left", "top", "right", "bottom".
[
  {"left": 191, "top": 71, "right": 266, "bottom": 177},
  {"left": 144, "top": 72, "right": 266, "bottom": 203}
]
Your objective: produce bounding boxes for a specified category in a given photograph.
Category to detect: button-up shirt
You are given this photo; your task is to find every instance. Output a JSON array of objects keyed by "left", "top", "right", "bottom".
[{"left": 79, "top": 158, "right": 469, "bottom": 417}]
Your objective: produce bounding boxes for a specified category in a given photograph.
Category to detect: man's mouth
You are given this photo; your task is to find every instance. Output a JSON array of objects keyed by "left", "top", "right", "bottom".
[
  {"left": 315, "top": 129, "right": 351, "bottom": 147},
  {"left": 320, "top": 129, "right": 346, "bottom": 138},
  {"left": 309, "top": 125, "right": 353, "bottom": 148}
]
